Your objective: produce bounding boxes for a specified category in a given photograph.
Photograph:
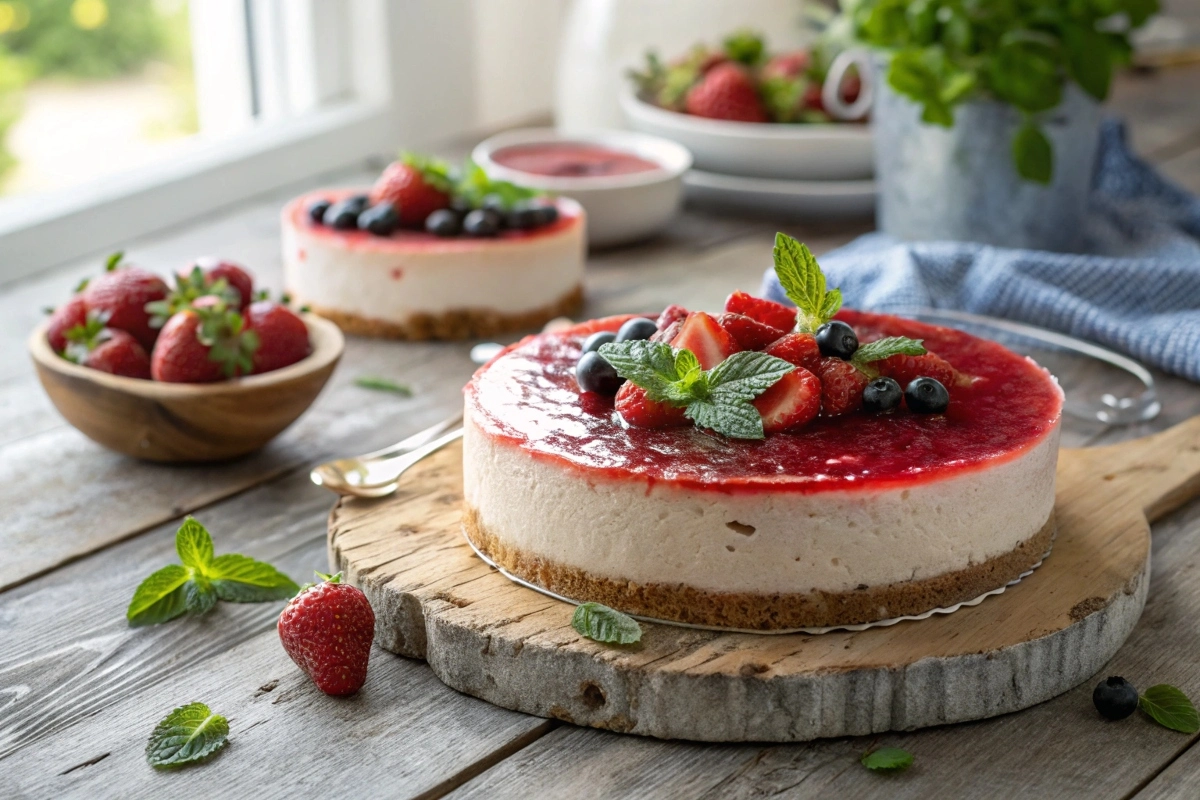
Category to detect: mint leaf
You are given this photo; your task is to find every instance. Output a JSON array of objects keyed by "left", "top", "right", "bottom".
[
  {"left": 208, "top": 553, "right": 300, "bottom": 602},
  {"left": 175, "top": 517, "right": 214, "bottom": 573},
  {"left": 572, "top": 602, "right": 642, "bottom": 645},
  {"left": 127, "top": 565, "right": 192, "bottom": 627},
  {"left": 708, "top": 351, "right": 794, "bottom": 403},
  {"left": 184, "top": 573, "right": 218, "bottom": 616},
  {"left": 772, "top": 233, "right": 840, "bottom": 332},
  {"left": 1014, "top": 121, "right": 1053, "bottom": 184},
  {"left": 852, "top": 337, "right": 926, "bottom": 366},
  {"left": 1140, "top": 685, "right": 1200, "bottom": 734},
  {"left": 355, "top": 376, "right": 413, "bottom": 396},
  {"left": 861, "top": 747, "right": 914, "bottom": 772},
  {"left": 687, "top": 398, "right": 765, "bottom": 440},
  {"left": 598, "top": 340, "right": 685, "bottom": 402},
  {"left": 146, "top": 702, "right": 229, "bottom": 769}
]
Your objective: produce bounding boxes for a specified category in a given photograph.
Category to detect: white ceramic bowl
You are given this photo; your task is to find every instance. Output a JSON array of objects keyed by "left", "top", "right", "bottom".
[
  {"left": 619, "top": 88, "right": 874, "bottom": 181},
  {"left": 472, "top": 128, "right": 692, "bottom": 248}
]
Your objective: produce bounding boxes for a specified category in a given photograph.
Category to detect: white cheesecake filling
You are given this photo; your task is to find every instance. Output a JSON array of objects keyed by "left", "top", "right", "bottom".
[
  {"left": 463, "top": 414, "right": 1059, "bottom": 596},
  {"left": 281, "top": 198, "right": 585, "bottom": 321}
]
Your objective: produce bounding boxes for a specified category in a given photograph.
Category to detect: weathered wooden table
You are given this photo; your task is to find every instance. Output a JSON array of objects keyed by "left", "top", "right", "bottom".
[{"left": 3, "top": 59, "right": 1200, "bottom": 799}]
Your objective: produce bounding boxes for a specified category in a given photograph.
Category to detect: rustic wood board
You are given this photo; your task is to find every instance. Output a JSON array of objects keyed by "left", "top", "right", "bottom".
[{"left": 329, "top": 415, "right": 1200, "bottom": 742}]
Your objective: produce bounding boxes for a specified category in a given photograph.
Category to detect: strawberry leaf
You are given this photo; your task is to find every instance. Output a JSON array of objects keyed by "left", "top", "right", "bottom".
[
  {"left": 773, "top": 233, "right": 841, "bottom": 332},
  {"left": 146, "top": 702, "right": 229, "bottom": 769},
  {"left": 127, "top": 565, "right": 192, "bottom": 627},
  {"left": 104, "top": 251, "right": 124, "bottom": 272},
  {"left": 572, "top": 602, "right": 642, "bottom": 644}
]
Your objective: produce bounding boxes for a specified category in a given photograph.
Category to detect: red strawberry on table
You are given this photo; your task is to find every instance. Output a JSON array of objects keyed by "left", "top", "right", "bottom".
[
  {"left": 724, "top": 291, "right": 797, "bottom": 333},
  {"left": 370, "top": 153, "right": 452, "bottom": 227},
  {"left": 717, "top": 312, "right": 785, "bottom": 351},
  {"left": 671, "top": 311, "right": 739, "bottom": 369},
  {"left": 685, "top": 63, "right": 768, "bottom": 122},
  {"left": 614, "top": 382, "right": 688, "bottom": 429},
  {"left": 150, "top": 305, "right": 258, "bottom": 383},
  {"left": 816, "top": 356, "right": 869, "bottom": 416},
  {"left": 81, "top": 253, "right": 169, "bottom": 351},
  {"left": 278, "top": 572, "right": 375, "bottom": 697},
  {"left": 63, "top": 312, "right": 151, "bottom": 379},
  {"left": 46, "top": 295, "right": 89, "bottom": 353},
  {"left": 245, "top": 301, "right": 310, "bottom": 374},
  {"left": 753, "top": 368, "right": 821, "bottom": 433},
  {"left": 764, "top": 332, "right": 821, "bottom": 373}
]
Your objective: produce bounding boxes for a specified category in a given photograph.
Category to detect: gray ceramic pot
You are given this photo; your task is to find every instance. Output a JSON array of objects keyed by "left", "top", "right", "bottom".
[{"left": 872, "top": 74, "right": 1102, "bottom": 253}]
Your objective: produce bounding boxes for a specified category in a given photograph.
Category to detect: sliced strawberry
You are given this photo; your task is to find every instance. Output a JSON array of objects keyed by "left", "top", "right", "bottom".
[
  {"left": 650, "top": 319, "right": 683, "bottom": 344},
  {"left": 670, "top": 311, "right": 739, "bottom": 369},
  {"left": 724, "top": 291, "right": 796, "bottom": 333},
  {"left": 614, "top": 382, "right": 687, "bottom": 429},
  {"left": 655, "top": 304, "right": 689, "bottom": 331},
  {"left": 816, "top": 357, "right": 868, "bottom": 416},
  {"left": 46, "top": 295, "right": 89, "bottom": 353},
  {"left": 876, "top": 352, "right": 968, "bottom": 389},
  {"left": 764, "top": 332, "right": 821, "bottom": 372},
  {"left": 717, "top": 312, "right": 785, "bottom": 351},
  {"left": 753, "top": 368, "right": 821, "bottom": 433}
]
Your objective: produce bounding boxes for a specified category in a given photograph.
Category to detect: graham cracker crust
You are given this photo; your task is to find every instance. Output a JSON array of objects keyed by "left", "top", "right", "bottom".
[
  {"left": 463, "top": 506, "right": 1057, "bottom": 630},
  {"left": 307, "top": 285, "right": 583, "bottom": 341}
]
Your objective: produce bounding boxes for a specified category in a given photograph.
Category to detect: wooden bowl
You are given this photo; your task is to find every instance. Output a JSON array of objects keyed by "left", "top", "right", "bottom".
[{"left": 28, "top": 314, "right": 344, "bottom": 463}]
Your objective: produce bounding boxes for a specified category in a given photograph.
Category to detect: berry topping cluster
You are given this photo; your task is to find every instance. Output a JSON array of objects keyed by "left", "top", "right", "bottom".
[
  {"left": 305, "top": 152, "right": 560, "bottom": 239},
  {"left": 574, "top": 233, "right": 968, "bottom": 439}
]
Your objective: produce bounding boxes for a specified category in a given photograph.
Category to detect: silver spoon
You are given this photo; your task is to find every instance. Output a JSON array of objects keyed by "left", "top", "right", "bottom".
[{"left": 311, "top": 414, "right": 464, "bottom": 498}]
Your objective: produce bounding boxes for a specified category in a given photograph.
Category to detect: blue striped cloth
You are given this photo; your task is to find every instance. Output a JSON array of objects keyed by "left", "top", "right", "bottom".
[{"left": 760, "top": 120, "right": 1200, "bottom": 381}]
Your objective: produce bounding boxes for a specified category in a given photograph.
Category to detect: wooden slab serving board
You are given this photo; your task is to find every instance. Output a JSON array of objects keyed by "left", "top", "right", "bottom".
[{"left": 327, "top": 415, "right": 1200, "bottom": 742}]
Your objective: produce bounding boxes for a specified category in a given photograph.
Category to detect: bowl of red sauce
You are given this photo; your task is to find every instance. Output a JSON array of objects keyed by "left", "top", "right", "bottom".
[{"left": 473, "top": 128, "right": 691, "bottom": 247}]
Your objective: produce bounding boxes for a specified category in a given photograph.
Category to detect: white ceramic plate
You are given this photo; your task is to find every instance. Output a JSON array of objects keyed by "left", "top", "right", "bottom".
[
  {"left": 683, "top": 169, "right": 876, "bottom": 217},
  {"left": 620, "top": 88, "right": 874, "bottom": 182}
]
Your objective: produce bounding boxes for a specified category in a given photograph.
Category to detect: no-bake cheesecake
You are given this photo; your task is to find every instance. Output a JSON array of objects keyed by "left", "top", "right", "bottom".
[{"left": 462, "top": 234, "right": 1063, "bottom": 630}]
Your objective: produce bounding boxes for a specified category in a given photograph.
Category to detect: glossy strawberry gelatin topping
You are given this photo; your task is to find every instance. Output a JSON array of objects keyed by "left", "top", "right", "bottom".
[{"left": 465, "top": 310, "right": 1063, "bottom": 493}]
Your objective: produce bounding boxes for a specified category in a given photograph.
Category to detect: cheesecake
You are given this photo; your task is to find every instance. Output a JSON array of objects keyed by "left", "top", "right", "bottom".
[{"left": 460, "top": 234, "right": 1063, "bottom": 630}]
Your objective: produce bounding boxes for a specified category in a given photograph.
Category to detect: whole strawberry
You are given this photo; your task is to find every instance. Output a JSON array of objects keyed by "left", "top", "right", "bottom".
[
  {"left": 278, "top": 572, "right": 375, "bottom": 697},
  {"left": 46, "top": 295, "right": 89, "bottom": 353},
  {"left": 195, "top": 258, "right": 254, "bottom": 310},
  {"left": 81, "top": 252, "right": 169, "bottom": 351},
  {"left": 686, "top": 63, "right": 767, "bottom": 122},
  {"left": 369, "top": 153, "right": 452, "bottom": 227},
  {"left": 817, "top": 356, "right": 868, "bottom": 416},
  {"left": 64, "top": 311, "right": 151, "bottom": 379},
  {"left": 151, "top": 305, "right": 258, "bottom": 383},
  {"left": 245, "top": 301, "right": 310, "bottom": 374}
]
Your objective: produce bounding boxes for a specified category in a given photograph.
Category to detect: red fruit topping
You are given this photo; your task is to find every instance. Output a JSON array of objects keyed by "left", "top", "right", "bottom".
[
  {"left": 877, "top": 352, "right": 967, "bottom": 389},
  {"left": 753, "top": 368, "right": 821, "bottom": 433},
  {"left": 46, "top": 295, "right": 88, "bottom": 352},
  {"left": 685, "top": 63, "right": 768, "bottom": 122},
  {"left": 151, "top": 306, "right": 257, "bottom": 383},
  {"left": 816, "top": 357, "right": 868, "bottom": 416},
  {"left": 195, "top": 258, "right": 254, "bottom": 310},
  {"left": 717, "top": 312, "right": 785, "bottom": 351},
  {"left": 278, "top": 572, "right": 375, "bottom": 697},
  {"left": 81, "top": 262, "right": 169, "bottom": 351},
  {"left": 245, "top": 301, "right": 310, "bottom": 374},
  {"left": 650, "top": 319, "right": 683, "bottom": 344},
  {"left": 614, "top": 382, "right": 688, "bottom": 429},
  {"left": 79, "top": 328, "right": 151, "bottom": 379},
  {"left": 764, "top": 332, "right": 821, "bottom": 372},
  {"left": 369, "top": 155, "right": 451, "bottom": 227},
  {"left": 724, "top": 290, "right": 796, "bottom": 333},
  {"left": 656, "top": 304, "right": 690, "bottom": 330},
  {"left": 670, "top": 311, "right": 739, "bottom": 369},
  {"left": 762, "top": 51, "right": 810, "bottom": 80}
]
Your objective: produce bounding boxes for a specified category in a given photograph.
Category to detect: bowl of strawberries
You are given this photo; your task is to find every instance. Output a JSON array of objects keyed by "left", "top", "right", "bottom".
[
  {"left": 29, "top": 253, "right": 344, "bottom": 462},
  {"left": 620, "top": 31, "right": 873, "bottom": 181}
]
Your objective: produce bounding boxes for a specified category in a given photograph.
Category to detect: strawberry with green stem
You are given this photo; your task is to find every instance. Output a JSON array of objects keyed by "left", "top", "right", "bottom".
[
  {"left": 62, "top": 309, "right": 152, "bottom": 379},
  {"left": 150, "top": 300, "right": 259, "bottom": 383},
  {"left": 278, "top": 572, "right": 376, "bottom": 697}
]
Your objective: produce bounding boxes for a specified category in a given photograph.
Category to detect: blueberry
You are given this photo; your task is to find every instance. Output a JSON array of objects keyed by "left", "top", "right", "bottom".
[
  {"left": 531, "top": 202, "right": 559, "bottom": 226},
  {"left": 582, "top": 331, "right": 617, "bottom": 354},
  {"left": 324, "top": 196, "right": 369, "bottom": 230},
  {"left": 576, "top": 351, "right": 623, "bottom": 395},
  {"left": 1093, "top": 676, "right": 1139, "bottom": 720},
  {"left": 358, "top": 202, "right": 400, "bottom": 236},
  {"left": 307, "top": 198, "right": 332, "bottom": 224},
  {"left": 615, "top": 317, "right": 658, "bottom": 342},
  {"left": 450, "top": 195, "right": 475, "bottom": 214},
  {"left": 481, "top": 194, "right": 508, "bottom": 213},
  {"left": 506, "top": 204, "right": 543, "bottom": 230},
  {"left": 463, "top": 209, "right": 502, "bottom": 237},
  {"left": 815, "top": 320, "right": 858, "bottom": 359},
  {"left": 905, "top": 377, "right": 950, "bottom": 413},
  {"left": 863, "top": 376, "right": 902, "bottom": 412},
  {"left": 425, "top": 208, "right": 462, "bottom": 237}
]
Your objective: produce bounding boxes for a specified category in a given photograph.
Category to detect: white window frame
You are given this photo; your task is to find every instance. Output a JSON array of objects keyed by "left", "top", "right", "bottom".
[{"left": 0, "top": 0, "right": 482, "bottom": 285}]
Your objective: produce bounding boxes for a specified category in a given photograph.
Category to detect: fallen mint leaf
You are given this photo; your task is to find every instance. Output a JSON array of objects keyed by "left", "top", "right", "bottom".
[
  {"left": 355, "top": 376, "right": 413, "bottom": 396},
  {"left": 208, "top": 553, "right": 299, "bottom": 602},
  {"left": 861, "top": 746, "right": 914, "bottom": 772},
  {"left": 127, "top": 565, "right": 192, "bottom": 627},
  {"left": 146, "top": 702, "right": 229, "bottom": 769},
  {"left": 1140, "top": 685, "right": 1200, "bottom": 734},
  {"left": 572, "top": 602, "right": 642, "bottom": 645}
]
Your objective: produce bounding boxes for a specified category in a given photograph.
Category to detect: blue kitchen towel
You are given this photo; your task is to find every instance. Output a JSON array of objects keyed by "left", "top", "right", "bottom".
[{"left": 760, "top": 120, "right": 1200, "bottom": 381}]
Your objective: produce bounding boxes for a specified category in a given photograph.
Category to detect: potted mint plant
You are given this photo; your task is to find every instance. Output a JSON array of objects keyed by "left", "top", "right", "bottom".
[{"left": 839, "top": 0, "right": 1158, "bottom": 252}]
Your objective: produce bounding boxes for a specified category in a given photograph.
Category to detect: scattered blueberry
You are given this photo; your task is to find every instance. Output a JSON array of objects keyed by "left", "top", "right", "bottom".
[
  {"left": 862, "top": 377, "right": 902, "bottom": 412},
  {"left": 905, "top": 377, "right": 950, "bottom": 413},
  {"left": 616, "top": 317, "right": 658, "bottom": 343},
  {"left": 463, "top": 209, "right": 502, "bottom": 237},
  {"left": 582, "top": 331, "right": 617, "bottom": 354},
  {"left": 815, "top": 320, "right": 858, "bottom": 360},
  {"left": 307, "top": 198, "right": 332, "bottom": 224},
  {"left": 1093, "top": 676, "right": 1139, "bottom": 720},
  {"left": 576, "top": 351, "right": 623, "bottom": 395},
  {"left": 425, "top": 208, "right": 462, "bottom": 237},
  {"left": 358, "top": 202, "right": 400, "bottom": 235},
  {"left": 324, "top": 197, "right": 368, "bottom": 230}
]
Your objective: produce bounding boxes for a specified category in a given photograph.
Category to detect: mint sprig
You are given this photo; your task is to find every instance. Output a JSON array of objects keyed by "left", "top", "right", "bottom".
[
  {"left": 598, "top": 341, "right": 794, "bottom": 440},
  {"left": 455, "top": 158, "right": 544, "bottom": 211},
  {"left": 861, "top": 746, "right": 914, "bottom": 772},
  {"left": 127, "top": 517, "right": 299, "bottom": 627},
  {"left": 572, "top": 602, "right": 642, "bottom": 645},
  {"left": 772, "top": 233, "right": 842, "bottom": 333},
  {"left": 146, "top": 702, "right": 229, "bottom": 769},
  {"left": 850, "top": 336, "right": 927, "bottom": 378},
  {"left": 1140, "top": 685, "right": 1200, "bottom": 734}
]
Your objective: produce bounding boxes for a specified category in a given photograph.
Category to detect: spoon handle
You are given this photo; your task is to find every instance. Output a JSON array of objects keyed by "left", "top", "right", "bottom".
[{"left": 372, "top": 428, "right": 465, "bottom": 487}]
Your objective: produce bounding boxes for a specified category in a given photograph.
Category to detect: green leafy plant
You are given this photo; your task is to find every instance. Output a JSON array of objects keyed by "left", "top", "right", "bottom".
[
  {"left": 145, "top": 702, "right": 229, "bottom": 769},
  {"left": 861, "top": 746, "right": 914, "bottom": 772},
  {"left": 847, "top": 0, "right": 1159, "bottom": 182},
  {"left": 571, "top": 602, "right": 642, "bottom": 645},
  {"left": 126, "top": 517, "right": 298, "bottom": 627}
]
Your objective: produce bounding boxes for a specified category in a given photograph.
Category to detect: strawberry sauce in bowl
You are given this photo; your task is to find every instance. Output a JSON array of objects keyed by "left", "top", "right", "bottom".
[{"left": 490, "top": 143, "right": 664, "bottom": 178}]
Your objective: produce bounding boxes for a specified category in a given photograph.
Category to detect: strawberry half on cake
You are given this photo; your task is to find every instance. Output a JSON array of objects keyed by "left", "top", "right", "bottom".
[
  {"left": 462, "top": 233, "right": 1063, "bottom": 630},
  {"left": 282, "top": 153, "right": 585, "bottom": 340}
]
